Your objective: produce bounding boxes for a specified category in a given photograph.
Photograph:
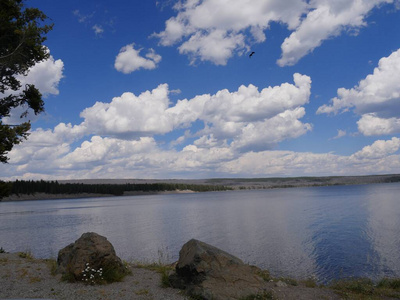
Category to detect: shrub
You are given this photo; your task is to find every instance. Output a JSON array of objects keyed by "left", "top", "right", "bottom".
[
  {"left": 331, "top": 278, "right": 374, "bottom": 295},
  {"left": 377, "top": 278, "right": 400, "bottom": 290}
]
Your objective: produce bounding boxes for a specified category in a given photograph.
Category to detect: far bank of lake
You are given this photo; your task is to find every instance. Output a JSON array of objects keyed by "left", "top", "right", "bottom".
[{"left": 3, "top": 173, "right": 400, "bottom": 202}]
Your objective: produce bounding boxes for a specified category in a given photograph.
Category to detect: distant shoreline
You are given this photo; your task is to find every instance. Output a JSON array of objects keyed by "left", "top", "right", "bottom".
[
  {"left": 2, "top": 174, "right": 400, "bottom": 202},
  {"left": 1, "top": 189, "right": 196, "bottom": 202}
]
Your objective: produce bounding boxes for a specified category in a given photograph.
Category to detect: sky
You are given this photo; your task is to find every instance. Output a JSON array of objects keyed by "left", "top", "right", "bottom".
[{"left": 1, "top": 0, "right": 400, "bottom": 180}]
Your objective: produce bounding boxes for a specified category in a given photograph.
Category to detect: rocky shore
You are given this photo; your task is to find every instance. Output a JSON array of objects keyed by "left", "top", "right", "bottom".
[
  {"left": 0, "top": 252, "right": 340, "bottom": 300},
  {"left": 2, "top": 233, "right": 399, "bottom": 299}
]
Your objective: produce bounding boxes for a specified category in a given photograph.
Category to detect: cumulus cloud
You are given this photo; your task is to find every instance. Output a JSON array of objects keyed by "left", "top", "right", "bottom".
[
  {"left": 114, "top": 44, "right": 162, "bottom": 73},
  {"left": 80, "top": 84, "right": 174, "bottom": 137},
  {"left": 219, "top": 141, "right": 400, "bottom": 176},
  {"left": 1, "top": 74, "right": 316, "bottom": 179},
  {"left": 277, "top": 0, "right": 392, "bottom": 66},
  {"left": 357, "top": 114, "right": 400, "bottom": 136},
  {"left": 18, "top": 53, "right": 64, "bottom": 96},
  {"left": 154, "top": 0, "right": 394, "bottom": 66},
  {"left": 179, "top": 30, "right": 246, "bottom": 65},
  {"left": 317, "top": 48, "right": 400, "bottom": 135},
  {"left": 351, "top": 137, "right": 400, "bottom": 160},
  {"left": 78, "top": 73, "right": 312, "bottom": 150},
  {"left": 3, "top": 134, "right": 400, "bottom": 180}
]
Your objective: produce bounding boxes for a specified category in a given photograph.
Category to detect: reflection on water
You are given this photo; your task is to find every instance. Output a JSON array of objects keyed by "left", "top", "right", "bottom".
[{"left": 1, "top": 182, "right": 400, "bottom": 282}]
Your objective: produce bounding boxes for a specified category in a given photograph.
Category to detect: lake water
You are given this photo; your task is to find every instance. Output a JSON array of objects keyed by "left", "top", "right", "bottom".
[{"left": 1, "top": 183, "right": 400, "bottom": 283}]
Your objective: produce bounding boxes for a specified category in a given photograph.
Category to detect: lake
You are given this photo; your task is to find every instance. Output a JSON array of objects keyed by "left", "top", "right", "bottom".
[{"left": 1, "top": 182, "right": 400, "bottom": 283}]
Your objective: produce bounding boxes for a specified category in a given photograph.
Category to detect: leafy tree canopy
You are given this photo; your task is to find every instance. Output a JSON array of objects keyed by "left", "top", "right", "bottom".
[{"left": 0, "top": 0, "right": 53, "bottom": 163}]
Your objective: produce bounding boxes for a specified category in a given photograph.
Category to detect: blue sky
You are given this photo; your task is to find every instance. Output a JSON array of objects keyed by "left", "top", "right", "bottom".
[{"left": 2, "top": 0, "right": 400, "bottom": 180}]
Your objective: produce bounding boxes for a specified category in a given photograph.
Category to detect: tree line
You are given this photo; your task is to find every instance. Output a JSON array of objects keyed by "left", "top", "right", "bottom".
[{"left": 0, "top": 180, "right": 231, "bottom": 199}]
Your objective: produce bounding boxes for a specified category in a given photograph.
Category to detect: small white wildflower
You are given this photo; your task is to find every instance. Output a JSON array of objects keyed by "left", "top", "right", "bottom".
[
  {"left": 86, "top": 263, "right": 89, "bottom": 266},
  {"left": 83, "top": 274, "right": 86, "bottom": 277}
]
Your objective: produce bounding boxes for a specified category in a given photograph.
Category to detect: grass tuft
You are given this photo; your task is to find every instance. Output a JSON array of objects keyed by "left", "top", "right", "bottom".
[
  {"left": 302, "top": 277, "right": 318, "bottom": 288},
  {"left": 239, "top": 291, "right": 274, "bottom": 300},
  {"left": 331, "top": 278, "right": 374, "bottom": 295},
  {"left": 45, "top": 259, "right": 58, "bottom": 276},
  {"left": 18, "top": 251, "right": 34, "bottom": 259},
  {"left": 377, "top": 278, "right": 400, "bottom": 290},
  {"left": 256, "top": 269, "right": 271, "bottom": 281},
  {"left": 275, "top": 277, "right": 298, "bottom": 286}
]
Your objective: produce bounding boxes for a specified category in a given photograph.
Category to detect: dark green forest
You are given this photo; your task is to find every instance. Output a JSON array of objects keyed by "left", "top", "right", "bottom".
[{"left": 0, "top": 180, "right": 231, "bottom": 199}]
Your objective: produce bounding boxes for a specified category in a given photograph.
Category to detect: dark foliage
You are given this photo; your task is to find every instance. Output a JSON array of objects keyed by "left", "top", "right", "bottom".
[
  {"left": 0, "top": 0, "right": 53, "bottom": 163},
  {"left": 6, "top": 180, "right": 231, "bottom": 197}
]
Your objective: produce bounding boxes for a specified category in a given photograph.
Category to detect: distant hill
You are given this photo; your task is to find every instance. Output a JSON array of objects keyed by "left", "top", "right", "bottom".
[{"left": 59, "top": 174, "right": 400, "bottom": 190}]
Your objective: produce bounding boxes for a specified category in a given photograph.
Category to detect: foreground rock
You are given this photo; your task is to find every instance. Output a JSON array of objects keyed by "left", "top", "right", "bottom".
[
  {"left": 169, "top": 239, "right": 267, "bottom": 300},
  {"left": 57, "top": 232, "right": 128, "bottom": 283}
]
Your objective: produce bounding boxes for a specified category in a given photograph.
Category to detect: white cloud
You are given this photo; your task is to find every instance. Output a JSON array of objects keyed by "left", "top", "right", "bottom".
[
  {"left": 1, "top": 74, "right": 316, "bottom": 179},
  {"left": 80, "top": 84, "right": 174, "bottom": 137},
  {"left": 114, "top": 44, "right": 162, "bottom": 73},
  {"left": 220, "top": 137, "right": 400, "bottom": 176},
  {"left": 317, "top": 48, "right": 400, "bottom": 135},
  {"left": 178, "top": 30, "right": 246, "bottom": 65},
  {"left": 277, "top": 0, "right": 392, "bottom": 66},
  {"left": 18, "top": 53, "right": 64, "bottom": 97},
  {"left": 351, "top": 137, "right": 400, "bottom": 159},
  {"left": 77, "top": 74, "right": 312, "bottom": 150},
  {"left": 230, "top": 108, "right": 312, "bottom": 152},
  {"left": 73, "top": 10, "right": 94, "bottom": 23},
  {"left": 92, "top": 24, "right": 104, "bottom": 35},
  {"left": 155, "top": 0, "right": 395, "bottom": 66},
  {"left": 3, "top": 134, "right": 400, "bottom": 179},
  {"left": 154, "top": 0, "right": 306, "bottom": 64},
  {"left": 357, "top": 114, "right": 400, "bottom": 136},
  {"left": 332, "top": 129, "right": 347, "bottom": 140}
]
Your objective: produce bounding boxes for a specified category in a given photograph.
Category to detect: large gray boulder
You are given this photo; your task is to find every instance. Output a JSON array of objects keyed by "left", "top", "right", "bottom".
[
  {"left": 57, "top": 232, "right": 128, "bottom": 283},
  {"left": 169, "top": 239, "right": 266, "bottom": 300}
]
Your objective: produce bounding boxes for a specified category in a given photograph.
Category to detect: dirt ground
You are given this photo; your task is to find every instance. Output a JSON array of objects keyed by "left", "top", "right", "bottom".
[{"left": 0, "top": 252, "right": 348, "bottom": 300}]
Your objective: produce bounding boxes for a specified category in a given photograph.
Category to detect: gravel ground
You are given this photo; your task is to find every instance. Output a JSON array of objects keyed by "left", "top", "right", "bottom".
[
  {"left": 0, "top": 253, "right": 187, "bottom": 300},
  {"left": 0, "top": 252, "right": 347, "bottom": 300}
]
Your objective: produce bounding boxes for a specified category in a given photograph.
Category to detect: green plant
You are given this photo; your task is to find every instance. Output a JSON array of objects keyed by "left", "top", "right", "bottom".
[
  {"left": 18, "top": 250, "right": 33, "bottom": 259},
  {"left": 302, "top": 277, "right": 318, "bottom": 288},
  {"left": 377, "top": 278, "right": 400, "bottom": 290},
  {"left": 81, "top": 263, "right": 104, "bottom": 285},
  {"left": 256, "top": 269, "right": 271, "bottom": 281},
  {"left": 275, "top": 277, "right": 298, "bottom": 286},
  {"left": 331, "top": 278, "right": 374, "bottom": 295},
  {"left": 135, "top": 289, "right": 149, "bottom": 295},
  {"left": 61, "top": 272, "right": 75, "bottom": 283},
  {"left": 45, "top": 259, "right": 58, "bottom": 276},
  {"left": 101, "top": 264, "right": 128, "bottom": 283},
  {"left": 239, "top": 291, "right": 274, "bottom": 300},
  {"left": 160, "top": 267, "right": 171, "bottom": 288},
  {"left": 0, "top": 247, "right": 6, "bottom": 253}
]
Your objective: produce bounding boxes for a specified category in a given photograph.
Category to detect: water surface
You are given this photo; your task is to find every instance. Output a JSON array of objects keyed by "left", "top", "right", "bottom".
[{"left": 1, "top": 183, "right": 400, "bottom": 283}]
